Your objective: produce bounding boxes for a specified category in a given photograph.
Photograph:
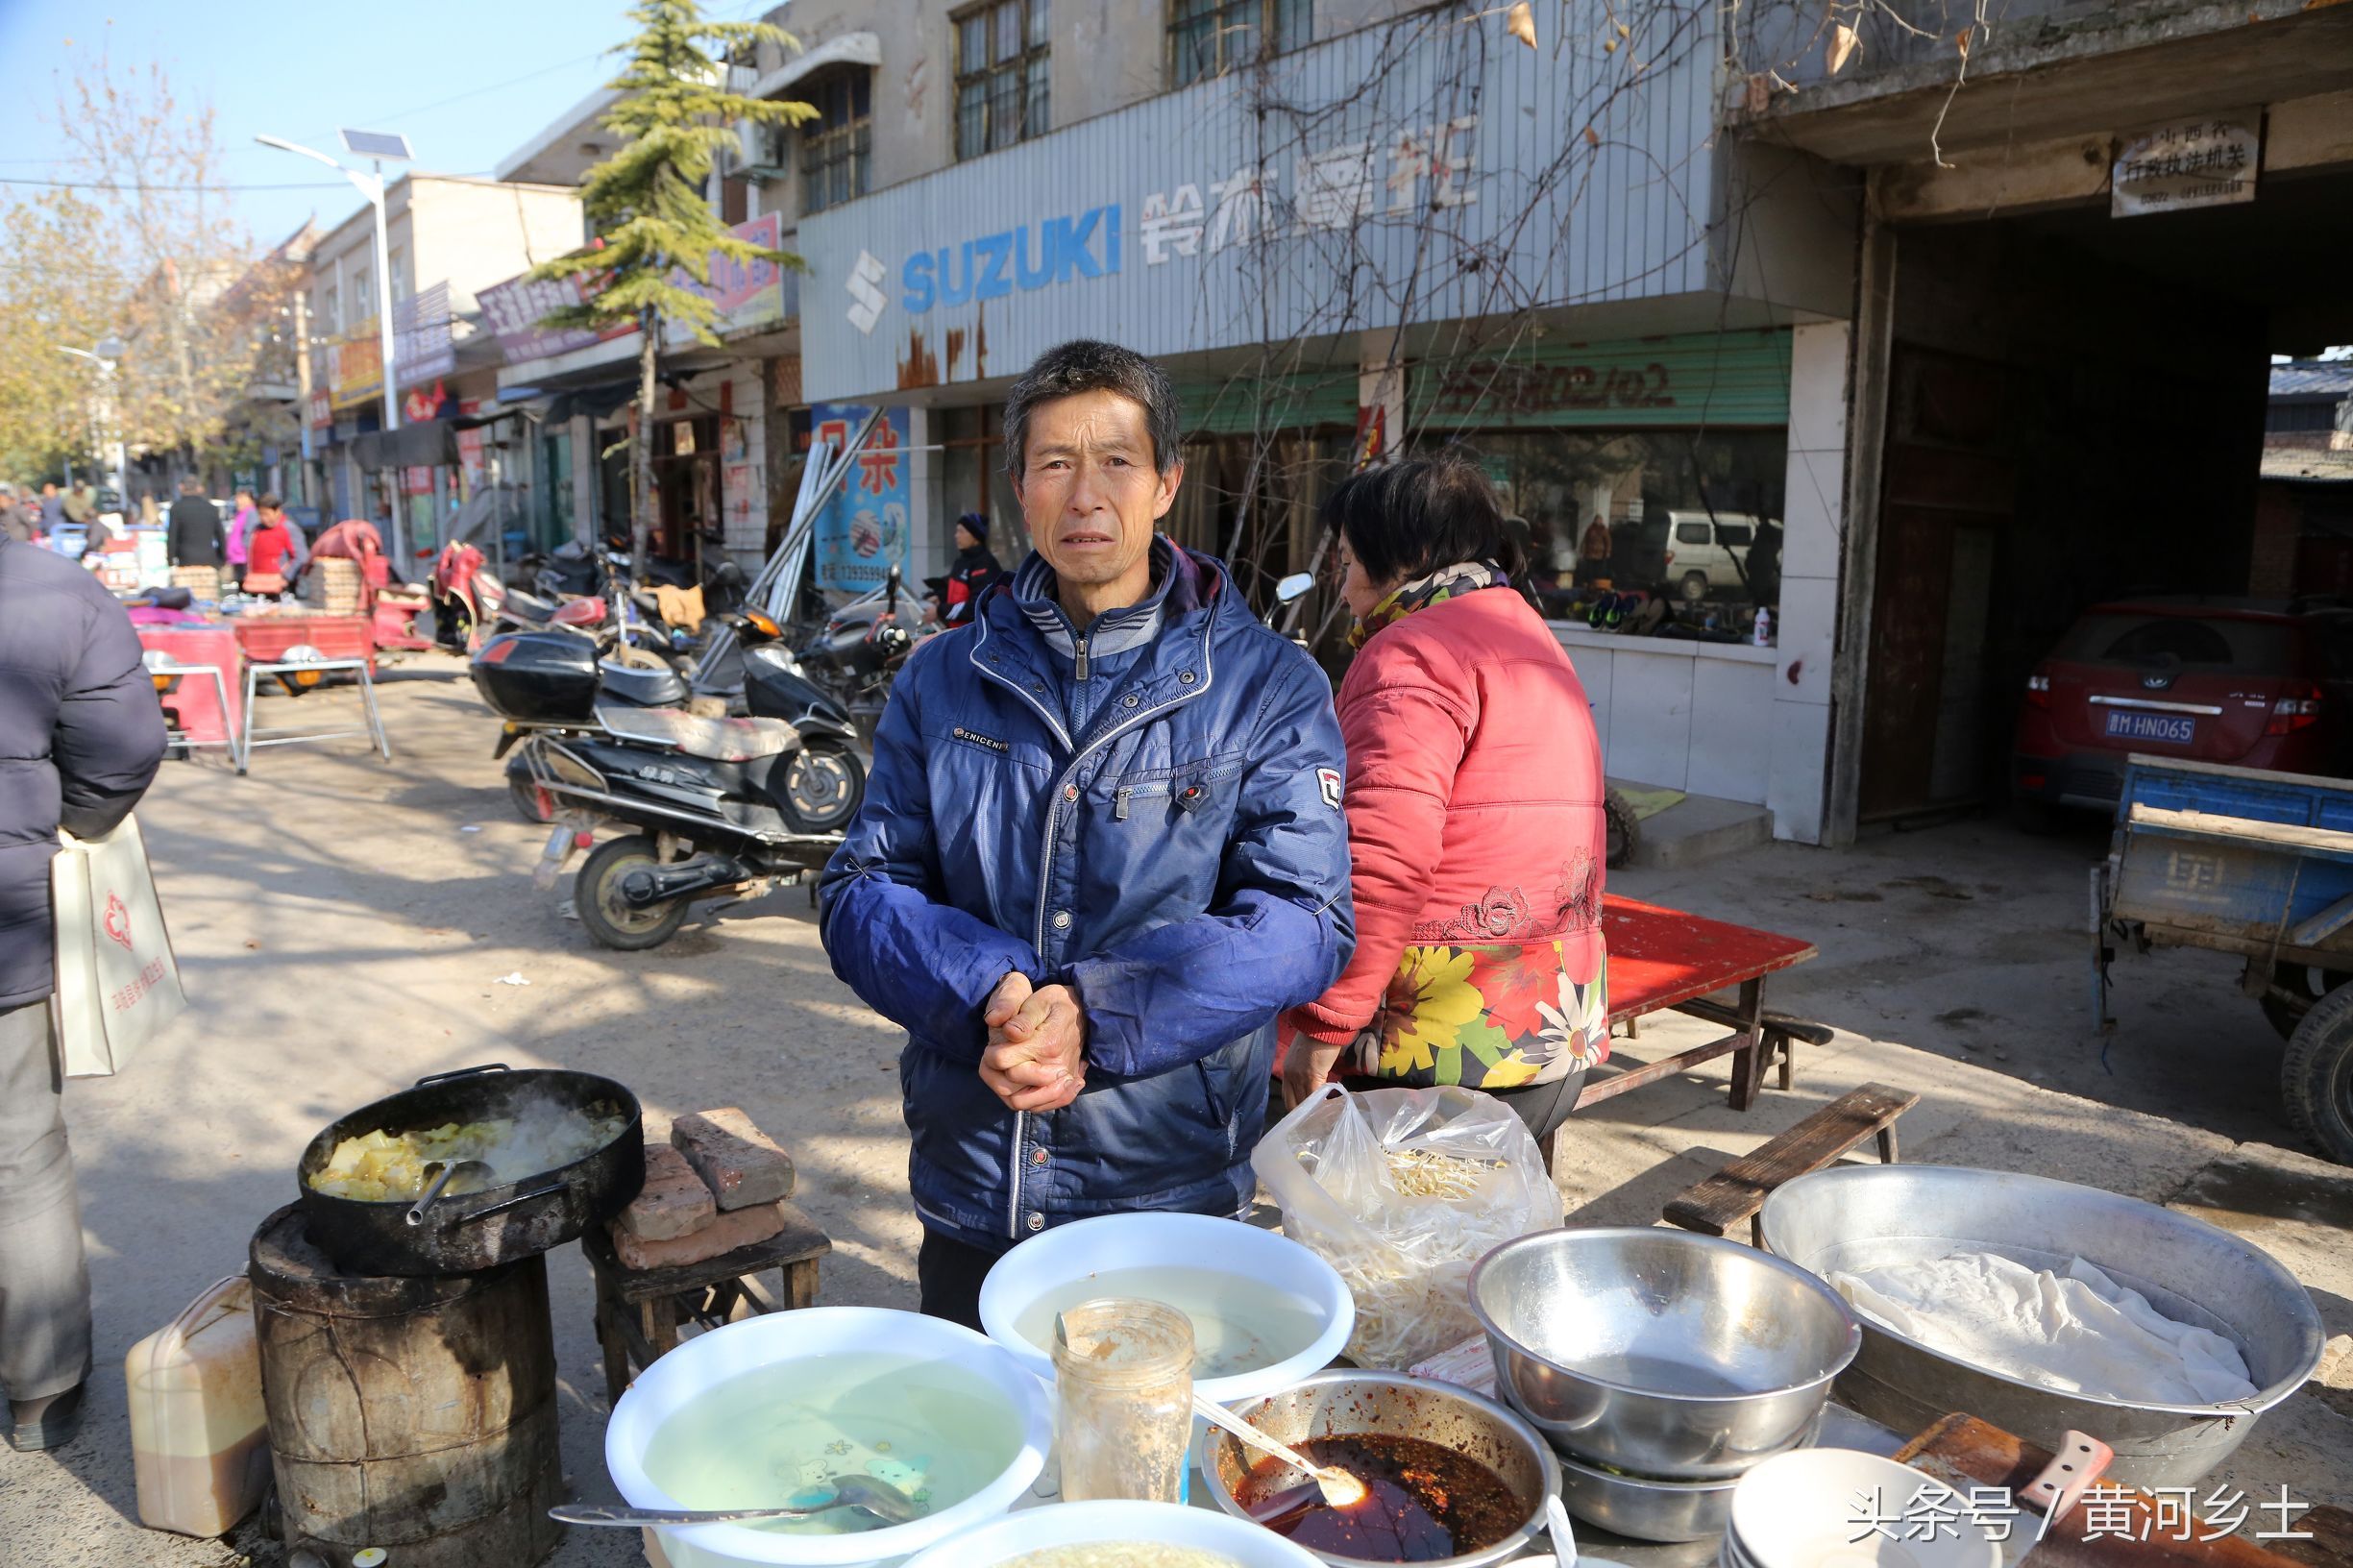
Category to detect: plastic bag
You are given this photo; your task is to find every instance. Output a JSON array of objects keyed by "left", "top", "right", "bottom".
[{"left": 1252, "top": 1083, "right": 1563, "bottom": 1371}]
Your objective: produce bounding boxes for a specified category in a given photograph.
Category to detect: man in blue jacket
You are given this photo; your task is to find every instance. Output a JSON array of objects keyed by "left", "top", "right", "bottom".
[{"left": 821, "top": 340, "right": 1355, "bottom": 1327}]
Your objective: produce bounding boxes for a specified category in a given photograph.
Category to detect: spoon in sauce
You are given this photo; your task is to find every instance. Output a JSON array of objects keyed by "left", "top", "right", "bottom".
[{"left": 1192, "top": 1394, "right": 1368, "bottom": 1509}]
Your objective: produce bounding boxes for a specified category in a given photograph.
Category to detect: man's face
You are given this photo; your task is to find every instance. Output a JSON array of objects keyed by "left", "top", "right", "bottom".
[
  {"left": 954, "top": 521, "right": 979, "bottom": 551},
  {"left": 1014, "top": 389, "right": 1180, "bottom": 600},
  {"left": 259, "top": 506, "right": 282, "bottom": 526},
  {"left": 42, "top": 484, "right": 57, "bottom": 498}
]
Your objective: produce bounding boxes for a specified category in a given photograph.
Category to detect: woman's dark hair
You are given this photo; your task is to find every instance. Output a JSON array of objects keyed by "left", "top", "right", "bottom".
[{"left": 1322, "top": 452, "right": 1525, "bottom": 586}]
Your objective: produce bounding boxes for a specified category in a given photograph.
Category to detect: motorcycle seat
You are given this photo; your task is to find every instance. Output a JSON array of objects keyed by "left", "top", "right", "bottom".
[
  {"left": 598, "top": 659, "right": 688, "bottom": 709},
  {"left": 505, "top": 588, "right": 559, "bottom": 622},
  {"left": 595, "top": 703, "right": 800, "bottom": 762}
]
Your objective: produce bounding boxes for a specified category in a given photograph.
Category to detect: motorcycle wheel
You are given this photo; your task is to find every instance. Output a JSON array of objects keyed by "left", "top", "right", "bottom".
[
  {"left": 576, "top": 835, "right": 689, "bottom": 950},
  {"left": 435, "top": 597, "right": 474, "bottom": 650},
  {"left": 505, "top": 754, "right": 554, "bottom": 824},
  {"left": 778, "top": 741, "right": 865, "bottom": 835}
]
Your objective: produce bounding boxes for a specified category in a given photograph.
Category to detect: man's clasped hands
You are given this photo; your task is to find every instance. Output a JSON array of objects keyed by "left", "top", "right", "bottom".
[{"left": 980, "top": 971, "right": 1086, "bottom": 1113}]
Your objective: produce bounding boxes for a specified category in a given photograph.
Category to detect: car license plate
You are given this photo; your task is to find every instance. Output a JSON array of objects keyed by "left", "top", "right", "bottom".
[{"left": 2103, "top": 710, "right": 2196, "bottom": 745}]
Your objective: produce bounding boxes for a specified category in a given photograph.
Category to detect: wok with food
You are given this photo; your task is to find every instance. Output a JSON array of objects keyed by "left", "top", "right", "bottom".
[{"left": 296, "top": 1064, "right": 644, "bottom": 1275}]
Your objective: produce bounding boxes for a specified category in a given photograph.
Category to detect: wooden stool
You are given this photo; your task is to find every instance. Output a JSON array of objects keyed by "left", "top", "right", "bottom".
[
  {"left": 583, "top": 1201, "right": 832, "bottom": 1408},
  {"left": 1674, "top": 997, "right": 1837, "bottom": 1091},
  {"left": 1662, "top": 1082, "right": 1919, "bottom": 1246}
]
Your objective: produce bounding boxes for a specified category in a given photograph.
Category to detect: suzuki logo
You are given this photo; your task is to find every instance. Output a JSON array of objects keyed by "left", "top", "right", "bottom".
[
  {"left": 102, "top": 892, "right": 135, "bottom": 952},
  {"left": 846, "top": 250, "right": 887, "bottom": 335}
]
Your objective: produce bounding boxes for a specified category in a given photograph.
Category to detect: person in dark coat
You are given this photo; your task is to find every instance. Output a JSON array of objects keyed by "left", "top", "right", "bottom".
[
  {"left": 819, "top": 341, "right": 1354, "bottom": 1329},
  {"left": 0, "top": 532, "right": 166, "bottom": 1451},
  {"left": 939, "top": 511, "right": 1004, "bottom": 629},
  {"left": 165, "top": 478, "right": 222, "bottom": 568}
]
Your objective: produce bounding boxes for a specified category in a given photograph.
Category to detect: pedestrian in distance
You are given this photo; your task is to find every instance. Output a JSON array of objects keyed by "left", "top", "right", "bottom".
[
  {"left": 224, "top": 487, "right": 257, "bottom": 590},
  {"left": 164, "top": 478, "right": 222, "bottom": 569},
  {"left": 37, "top": 483, "right": 65, "bottom": 536},
  {"left": 1281, "top": 453, "right": 1612, "bottom": 1149},
  {"left": 0, "top": 486, "right": 26, "bottom": 546},
  {"left": 242, "top": 495, "right": 300, "bottom": 598},
  {"left": 819, "top": 339, "right": 1355, "bottom": 1330},
  {"left": 0, "top": 524, "right": 168, "bottom": 1451},
  {"left": 940, "top": 510, "right": 1004, "bottom": 628},
  {"left": 59, "top": 482, "right": 94, "bottom": 529}
]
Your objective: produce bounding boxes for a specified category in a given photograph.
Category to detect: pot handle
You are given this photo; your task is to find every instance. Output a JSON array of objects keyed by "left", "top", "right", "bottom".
[
  {"left": 413, "top": 1062, "right": 513, "bottom": 1087},
  {"left": 2020, "top": 1429, "right": 2114, "bottom": 1524},
  {"left": 450, "top": 1179, "right": 566, "bottom": 1225}
]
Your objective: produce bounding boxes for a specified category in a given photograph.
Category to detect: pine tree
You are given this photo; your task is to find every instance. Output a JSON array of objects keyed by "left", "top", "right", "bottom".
[{"left": 531, "top": 1, "right": 814, "bottom": 577}]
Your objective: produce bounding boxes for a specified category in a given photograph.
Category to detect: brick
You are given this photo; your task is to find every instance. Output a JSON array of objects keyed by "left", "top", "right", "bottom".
[
  {"left": 610, "top": 1198, "right": 787, "bottom": 1272},
  {"left": 671, "top": 1107, "right": 796, "bottom": 1211},
  {"left": 614, "top": 1143, "right": 715, "bottom": 1241}
]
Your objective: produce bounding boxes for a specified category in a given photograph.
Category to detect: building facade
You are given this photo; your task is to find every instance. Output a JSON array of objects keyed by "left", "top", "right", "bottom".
[{"left": 302, "top": 173, "right": 583, "bottom": 562}]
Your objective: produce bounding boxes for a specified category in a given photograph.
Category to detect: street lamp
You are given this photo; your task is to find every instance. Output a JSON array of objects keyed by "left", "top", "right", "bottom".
[
  {"left": 55, "top": 337, "right": 127, "bottom": 501},
  {"left": 254, "top": 133, "right": 402, "bottom": 439}
]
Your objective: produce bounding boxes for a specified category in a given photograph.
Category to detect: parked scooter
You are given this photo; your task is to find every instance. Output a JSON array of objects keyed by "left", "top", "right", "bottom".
[
  {"left": 473, "top": 613, "right": 867, "bottom": 951},
  {"left": 794, "top": 568, "right": 935, "bottom": 741}
]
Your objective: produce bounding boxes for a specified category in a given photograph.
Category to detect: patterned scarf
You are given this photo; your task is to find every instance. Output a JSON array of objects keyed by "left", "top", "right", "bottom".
[{"left": 1349, "top": 559, "right": 1511, "bottom": 649}]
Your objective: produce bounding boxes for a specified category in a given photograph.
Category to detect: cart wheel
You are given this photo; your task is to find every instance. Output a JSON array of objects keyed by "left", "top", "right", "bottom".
[
  {"left": 575, "top": 835, "right": 688, "bottom": 951},
  {"left": 2259, "top": 963, "right": 2353, "bottom": 1041},
  {"left": 1604, "top": 789, "right": 1642, "bottom": 870},
  {"left": 2281, "top": 981, "right": 2353, "bottom": 1164}
]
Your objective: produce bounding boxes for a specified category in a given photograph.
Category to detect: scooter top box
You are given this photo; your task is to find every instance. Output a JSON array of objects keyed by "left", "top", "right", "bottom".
[{"left": 470, "top": 630, "right": 601, "bottom": 723}]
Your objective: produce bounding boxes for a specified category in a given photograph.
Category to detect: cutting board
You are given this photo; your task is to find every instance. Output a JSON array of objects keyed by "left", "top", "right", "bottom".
[{"left": 1896, "top": 1414, "right": 2351, "bottom": 1567}]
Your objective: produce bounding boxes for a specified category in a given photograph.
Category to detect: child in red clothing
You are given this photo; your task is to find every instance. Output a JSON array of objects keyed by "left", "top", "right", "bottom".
[{"left": 243, "top": 495, "right": 298, "bottom": 597}]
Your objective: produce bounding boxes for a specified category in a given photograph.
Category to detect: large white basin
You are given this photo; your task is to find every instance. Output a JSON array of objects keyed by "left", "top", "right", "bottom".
[
  {"left": 976, "top": 1211, "right": 1354, "bottom": 1406},
  {"left": 604, "top": 1306, "right": 1051, "bottom": 1568},
  {"left": 900, "top": 1499, "right": 1322, "bottom": 1568}
]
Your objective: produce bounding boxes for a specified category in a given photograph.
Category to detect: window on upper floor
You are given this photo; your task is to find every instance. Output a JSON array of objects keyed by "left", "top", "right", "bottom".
[
  {"left": 1168, "top": 0, "right": 1311, "bottom": 86},
  {"left": 801, "top": 69, "right": 872, "bottom": 215},
  {"left": 317, "top": 284, "right": 340, "bottom": 336},
  {"left": 954, "top": 0, "right": 1049, "bottom": 161}
]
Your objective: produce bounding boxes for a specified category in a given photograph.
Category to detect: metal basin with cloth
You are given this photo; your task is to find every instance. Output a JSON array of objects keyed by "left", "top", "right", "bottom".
[{"left": 1759, "top": 1164, "right": 2324, "bottom": 1486}]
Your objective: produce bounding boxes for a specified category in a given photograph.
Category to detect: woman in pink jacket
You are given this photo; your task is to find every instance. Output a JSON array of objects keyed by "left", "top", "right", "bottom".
[{"left": 1282, "top": 454, "right": 1609, "bottom": 1142}]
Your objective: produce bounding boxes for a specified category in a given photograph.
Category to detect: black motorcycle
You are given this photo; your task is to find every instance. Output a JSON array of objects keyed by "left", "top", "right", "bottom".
[
  {"left": 794, "top": 568, "right": 924, "bottom": 742},
  {"left": 470, "top": 616, "right": 867, "bottom": 949}
]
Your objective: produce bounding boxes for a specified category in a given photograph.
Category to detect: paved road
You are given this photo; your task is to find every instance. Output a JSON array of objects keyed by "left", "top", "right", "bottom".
[{"left": 2, "top": 651, "right": 2342, "bottom": 1566}]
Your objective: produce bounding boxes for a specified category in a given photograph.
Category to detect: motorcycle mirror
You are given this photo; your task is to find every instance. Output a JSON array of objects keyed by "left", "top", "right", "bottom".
[{"left": 1275, "top": 572, "right": 1316, "bottom": 604}]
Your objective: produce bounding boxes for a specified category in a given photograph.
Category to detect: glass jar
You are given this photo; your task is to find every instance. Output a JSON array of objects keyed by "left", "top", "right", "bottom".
[{"left": 1051, "top": 1295, "right": 1195, "bottom": 1503}]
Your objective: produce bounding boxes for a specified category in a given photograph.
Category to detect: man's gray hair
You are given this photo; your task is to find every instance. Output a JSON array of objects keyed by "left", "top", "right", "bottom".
[{"left": 1003, "top": 340, "right": 1182, "bottom": 478}]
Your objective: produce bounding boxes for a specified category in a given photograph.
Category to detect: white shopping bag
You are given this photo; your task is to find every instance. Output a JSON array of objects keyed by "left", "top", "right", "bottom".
[{"left": 49, "top": 815, "right": 186, "bottom": 1077}]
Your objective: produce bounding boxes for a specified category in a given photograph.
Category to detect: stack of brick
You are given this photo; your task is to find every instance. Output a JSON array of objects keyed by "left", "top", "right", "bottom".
[
  {"left": 609, "top": 1107, "right": 798, "bottom": 1271},
  {"left": 302, "top": 556, "right": 364, "bottom": 615}
]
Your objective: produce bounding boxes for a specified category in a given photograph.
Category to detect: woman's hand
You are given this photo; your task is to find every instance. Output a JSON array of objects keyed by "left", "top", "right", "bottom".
[{"left": 1282, "top": 1036, "right": 1348, "bottom": 1110}]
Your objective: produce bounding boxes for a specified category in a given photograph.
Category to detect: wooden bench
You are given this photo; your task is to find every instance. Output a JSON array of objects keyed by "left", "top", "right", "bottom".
[
  {"left": 582, "top": 1202, "right": 832, "bottom": 1408},
  {"left": 1662, "top": 1082, "right": 1919, "bottom": 1246}
]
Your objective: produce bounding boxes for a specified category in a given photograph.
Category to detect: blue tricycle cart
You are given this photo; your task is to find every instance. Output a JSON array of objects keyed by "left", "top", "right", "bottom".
[{"left": 2096, "top": 754, "right": 2353, "bottom": 1164}]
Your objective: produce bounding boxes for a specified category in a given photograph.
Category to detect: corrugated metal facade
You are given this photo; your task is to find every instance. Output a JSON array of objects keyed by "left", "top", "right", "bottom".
[{"left": 798, "top": 2, "right": 1728, "bottom": 405}]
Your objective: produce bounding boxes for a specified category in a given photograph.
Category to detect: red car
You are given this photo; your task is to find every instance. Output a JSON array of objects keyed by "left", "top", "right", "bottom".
[{"left": 2011, "top": 598, "right": 2337, "bottom": 826}]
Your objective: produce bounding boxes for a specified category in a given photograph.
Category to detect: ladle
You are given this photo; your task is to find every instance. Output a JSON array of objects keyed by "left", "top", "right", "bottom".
[
  {"left": 548, "top": 1474, "right": 925, "bottom": 1529},
  {"left": 1191, "top": 1393, "right": 1368, "bottom": 1509},
  {"left": 405, "top": 1159, "right": 496, "bottom": 1226}
]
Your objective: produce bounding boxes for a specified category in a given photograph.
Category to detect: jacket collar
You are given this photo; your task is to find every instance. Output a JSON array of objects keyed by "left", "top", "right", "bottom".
[{"left": 1009, "top": 535, "right": 1189, "bottom": 660}]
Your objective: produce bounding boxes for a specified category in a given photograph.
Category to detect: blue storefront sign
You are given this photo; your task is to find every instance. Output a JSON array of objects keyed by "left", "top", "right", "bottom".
[{"left": 812, "top": 403, "right": 913, "bottom": 593}]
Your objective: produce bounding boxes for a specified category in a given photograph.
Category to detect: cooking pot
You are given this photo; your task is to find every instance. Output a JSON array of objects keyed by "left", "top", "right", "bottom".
[{"left": 296, "top": 1063, "right": 643, "bottom": 1276}]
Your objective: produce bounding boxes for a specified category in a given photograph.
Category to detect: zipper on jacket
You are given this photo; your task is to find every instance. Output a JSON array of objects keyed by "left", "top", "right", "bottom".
[
  {"left": 1114, "top": 786, "right": 1132, "bottom": 821},
  {"left": 1072, "top": 635, "right": 1089, "bottom": 681}
]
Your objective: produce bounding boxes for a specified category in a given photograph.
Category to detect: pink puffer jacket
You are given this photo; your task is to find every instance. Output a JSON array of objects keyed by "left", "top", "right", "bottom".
[{"left": 1285, "top": 585, "right": 1608, "bottom": 1088}]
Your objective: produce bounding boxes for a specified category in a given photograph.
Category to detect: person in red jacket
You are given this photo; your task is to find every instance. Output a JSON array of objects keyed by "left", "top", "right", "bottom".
[
  {"left": 241, "top": 494, "right": 299, "bottom": 598},
  {"left": 1281, "top": 453, "right": 1609, "bottom": 1143}
]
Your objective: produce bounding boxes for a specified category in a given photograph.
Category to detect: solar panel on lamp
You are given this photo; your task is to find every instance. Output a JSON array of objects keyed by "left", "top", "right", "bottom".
[{"left": 339, "top": 129, "right": 412, "bottom": 161}]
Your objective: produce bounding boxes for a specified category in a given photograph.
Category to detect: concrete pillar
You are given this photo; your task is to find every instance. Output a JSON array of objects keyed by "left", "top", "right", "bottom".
[
  {"left": 1825, "top": 207, "right": 1900, "bottom": 847},
  {"left": 1767, "top": 320, "right": 1851, "bottom": 845}
]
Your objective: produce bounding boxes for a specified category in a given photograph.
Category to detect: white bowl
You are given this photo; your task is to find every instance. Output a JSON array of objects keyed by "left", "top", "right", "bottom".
[
  {"left": 604, "top": 1306, "right": 1051, "bottom": 1568},
  {"left": 1728, "top": 1449, "right": 2002, "bottom": 1568},
  {"left": 899, "top": 1499, "right": 1323, "bottom": 1568},
  {"left": 977, "top": 1212, "right": 1354, "bottom": 1406}
]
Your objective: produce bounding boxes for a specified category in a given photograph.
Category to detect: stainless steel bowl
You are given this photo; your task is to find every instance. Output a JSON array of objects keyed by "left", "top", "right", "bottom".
[
  {"left": 1470, "top": 1227, "right": 1861, "bottom": 1479},
  {"left": 1201, "top": 1370, "right": 1560, "bottom": 1568},
  {"left": 1556, "top": 1445, "right": 1742, "bottom": 1543},
  {"left": 1759, "top": 1164, "right": 2327, "bottom": 1487}
]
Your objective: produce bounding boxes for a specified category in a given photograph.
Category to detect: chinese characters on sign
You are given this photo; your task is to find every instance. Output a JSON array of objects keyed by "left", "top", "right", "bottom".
[
  {"left": 886, "top": 115, "right": 1485, "bottom": 320},
  {"left": 1428, "top": 358, "right": 1675, "bottom": 418},
  {"left": 811, "top": 404, "right": 913, "bottom": 592},
  {"left": 393, "top": 282, "right": 456, "bottom": 387},
  {"left": 2113, "top": 117, "right": 2259, "bottom": 217},
  {"left": 1139, "top": 116, "right": 1480, "bottom": 266},
  {"left": 1845, "top": 1482, "right": 2315, "bottom": 1549}
]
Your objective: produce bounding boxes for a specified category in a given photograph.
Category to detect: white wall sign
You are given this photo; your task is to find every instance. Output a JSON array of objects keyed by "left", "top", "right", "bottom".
[{"left": 2112, "top": 116, "right": 2259, "bottom": 217}]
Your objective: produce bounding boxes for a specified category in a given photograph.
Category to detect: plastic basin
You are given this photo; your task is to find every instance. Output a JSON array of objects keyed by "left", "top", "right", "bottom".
[
  {"left": 977, "top": 1212, "right": 1354, "bottom": 1407},
  {"left": 603, "top": 1307, "right": 1051, "bottom": 1568}
]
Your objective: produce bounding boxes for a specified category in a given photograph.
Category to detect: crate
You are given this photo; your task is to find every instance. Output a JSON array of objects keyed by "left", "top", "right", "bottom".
[{"left": 301, "top": 557, "right": 364, "bottom": 614}]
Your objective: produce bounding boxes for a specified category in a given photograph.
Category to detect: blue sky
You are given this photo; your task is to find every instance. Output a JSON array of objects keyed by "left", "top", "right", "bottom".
[{"left": 0, "top": 0, "right": 748, "bottom": 246}]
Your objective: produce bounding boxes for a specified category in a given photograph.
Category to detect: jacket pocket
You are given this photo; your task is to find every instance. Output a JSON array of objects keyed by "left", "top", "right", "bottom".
[{"left": 1105, "top": 749, "right": 1246, "bottom": 822}]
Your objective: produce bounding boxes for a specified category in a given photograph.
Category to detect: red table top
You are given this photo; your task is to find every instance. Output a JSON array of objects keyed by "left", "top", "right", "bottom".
[{"left": 1602, "top": 894, "right": 1818, "bottom": 1020}]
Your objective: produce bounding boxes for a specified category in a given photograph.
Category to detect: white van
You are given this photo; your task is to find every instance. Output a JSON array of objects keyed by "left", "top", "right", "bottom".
[{"left": 1664, "top": 511, "right": 1779, "bottom": 601}]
